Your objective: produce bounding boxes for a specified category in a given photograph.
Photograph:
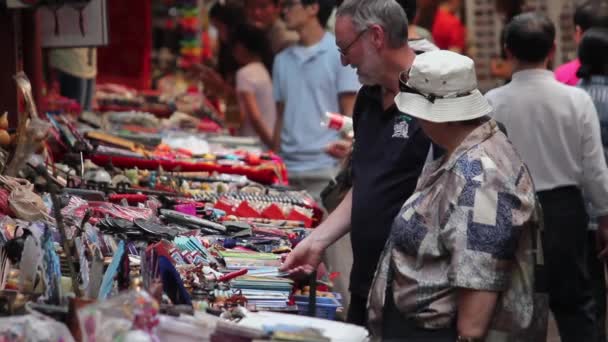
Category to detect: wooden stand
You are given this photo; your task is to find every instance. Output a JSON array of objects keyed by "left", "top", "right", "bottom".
[{"left": 0, "top": 7, "right": 43, "bottom": 128}]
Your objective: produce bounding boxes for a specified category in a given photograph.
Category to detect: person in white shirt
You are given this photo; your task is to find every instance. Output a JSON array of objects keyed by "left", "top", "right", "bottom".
[
  {"left": 232, "top": 24, "right": 276, "bottom": 148},
  {"left": 485, "top": 12, "right": 608, "bottom": 342}
]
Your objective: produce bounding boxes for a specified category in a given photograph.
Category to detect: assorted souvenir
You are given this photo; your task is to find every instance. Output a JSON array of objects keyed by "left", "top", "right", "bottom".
[{"left": 0, "top": 70, "right": 365, "bottom": 341}]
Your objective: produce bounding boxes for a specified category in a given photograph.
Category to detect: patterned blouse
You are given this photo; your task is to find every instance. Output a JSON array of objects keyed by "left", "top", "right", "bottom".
[{"left": 367, "top": 119, "right": 540, "bottom": 339}]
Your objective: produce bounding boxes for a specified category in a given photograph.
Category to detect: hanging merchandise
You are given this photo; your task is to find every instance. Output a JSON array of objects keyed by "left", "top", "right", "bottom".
[
  {"left": 176, "top": 0, "right": 203, "bottom": 68},
  {"left": 39, "top": 0, "right": 109, "bottom": 47}
]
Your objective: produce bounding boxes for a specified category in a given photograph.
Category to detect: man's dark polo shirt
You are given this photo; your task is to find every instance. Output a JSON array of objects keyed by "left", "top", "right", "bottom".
[{"left": 350, "top": 85, "right": 431, "bottom": 296}]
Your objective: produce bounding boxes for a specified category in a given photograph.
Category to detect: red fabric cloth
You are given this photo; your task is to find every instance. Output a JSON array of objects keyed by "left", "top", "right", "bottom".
[
  {"left": 88, "top": 154, "right": 288, "bottom": 185},
  {"left": 97, "top": 0, "right": 152, "bottom": 90},
  {"left": 431, "top": 8, "right": 466, "bottom": 51}
]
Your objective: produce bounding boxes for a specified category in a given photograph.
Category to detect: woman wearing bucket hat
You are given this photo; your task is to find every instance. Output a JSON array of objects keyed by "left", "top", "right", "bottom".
[{"left": 367, "top": 50, "right": 541, "bottom": 341}]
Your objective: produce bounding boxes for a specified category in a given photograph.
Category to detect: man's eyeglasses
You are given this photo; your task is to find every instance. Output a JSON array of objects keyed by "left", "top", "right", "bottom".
[{"left": 338, "top": 28, "right": 368, "bottom": 57}]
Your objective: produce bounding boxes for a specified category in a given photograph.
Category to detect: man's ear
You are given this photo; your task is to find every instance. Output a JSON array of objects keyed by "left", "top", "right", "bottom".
[
  {"left": 307, "top": 2, "right": 320, "bottom": 19},
  {"left": 368, "top": 23, "right": 385, "bottom": 49}
]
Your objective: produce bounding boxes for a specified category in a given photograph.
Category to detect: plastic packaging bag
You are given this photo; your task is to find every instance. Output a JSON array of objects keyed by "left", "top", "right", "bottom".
[
  {"left": 78, "top": 290, "right": 160, "bottom": 342},
  {"left": 0, "top": 313, "right": 74, "bottom": 342}
]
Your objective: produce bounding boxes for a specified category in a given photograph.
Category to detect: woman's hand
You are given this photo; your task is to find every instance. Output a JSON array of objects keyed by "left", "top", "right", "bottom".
[{"left": 192, "top": 64, "right": 233, "bottom": 96}]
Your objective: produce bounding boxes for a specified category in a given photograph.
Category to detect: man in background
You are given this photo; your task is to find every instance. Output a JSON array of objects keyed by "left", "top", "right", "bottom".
[
  {"left": 272, "top": 0, "right": 359, "bottom": 199},
  {"left": 486, "top": 12, "right": 608, "bottom": 342},
  {"left": 245, "top": 0, "right": 299, "bottom": 55},
  {"left": 272, "top": 0, "right": 359, "bottom": 317}
]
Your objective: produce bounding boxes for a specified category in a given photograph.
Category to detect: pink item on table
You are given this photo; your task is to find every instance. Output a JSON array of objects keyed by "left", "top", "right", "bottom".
[{"left": 174, "top": 204, "right": 197, "bottom": 216}]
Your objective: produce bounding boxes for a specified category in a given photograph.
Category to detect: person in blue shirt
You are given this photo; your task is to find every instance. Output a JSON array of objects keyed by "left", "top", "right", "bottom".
[{"left": 272, "top": 0, "right": 360, "bottom": 199}]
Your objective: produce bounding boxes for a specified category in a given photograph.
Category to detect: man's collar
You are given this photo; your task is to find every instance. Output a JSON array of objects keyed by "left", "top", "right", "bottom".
[
  {"left": 511, "top": 68, "right": 554, "bottom": 82},
  {"left": 288, "top": 32, "right": 332, "bottom": 61}
]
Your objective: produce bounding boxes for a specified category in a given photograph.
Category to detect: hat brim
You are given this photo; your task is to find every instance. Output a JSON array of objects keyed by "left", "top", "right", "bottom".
[{"left": 394, "top": 89, "right": 493, "bottom": 123}]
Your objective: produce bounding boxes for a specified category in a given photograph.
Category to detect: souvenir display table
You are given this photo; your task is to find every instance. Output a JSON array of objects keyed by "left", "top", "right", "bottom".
[{"left": 0, "top": 73, "right": 367, "bottom": 342}]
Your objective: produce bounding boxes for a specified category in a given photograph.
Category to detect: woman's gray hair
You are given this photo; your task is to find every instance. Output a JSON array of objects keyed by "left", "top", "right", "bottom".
[{"left": 337, "top": 0, "right": 409, "bottom": 48}]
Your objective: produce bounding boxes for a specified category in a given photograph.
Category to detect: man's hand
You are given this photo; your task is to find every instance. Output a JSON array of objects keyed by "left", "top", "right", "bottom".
[
  {"left": 280, "top": 235, "right": 325, "bottom": 278},
  {"left": 281, "top": 190, "right": 354, "bottom": 278},
  {"left": 325, "top": 140, "right": 352, "bottom": 159}
]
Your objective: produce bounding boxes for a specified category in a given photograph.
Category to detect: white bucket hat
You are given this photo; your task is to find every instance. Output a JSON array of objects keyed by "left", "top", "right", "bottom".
[{"left": 394, "top": 50, "right": 493, "bottom": 123}]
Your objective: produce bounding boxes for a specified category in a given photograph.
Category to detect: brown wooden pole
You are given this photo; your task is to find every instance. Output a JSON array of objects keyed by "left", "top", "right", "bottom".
[
  {"left": 22, "top": 8, "right": 44, "bottom": 110},
  {"left": 0, "top": 9, "right": 21, "bottom": 128}
]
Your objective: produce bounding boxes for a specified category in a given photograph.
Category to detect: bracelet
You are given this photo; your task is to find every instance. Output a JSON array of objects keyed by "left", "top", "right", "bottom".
[{"left": 456, "top": 336, "right": 484, "bottom": 342}]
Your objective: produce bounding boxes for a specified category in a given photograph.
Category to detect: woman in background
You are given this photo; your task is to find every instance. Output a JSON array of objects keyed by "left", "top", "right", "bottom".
[
  {"left": 577, "top": 27, "right": 608, "bottom": 342},
  {"left": 431, "top": 0, "right": 466, "bottom": 52},
  {"left": 231, "top": 24, "right": 276, "bottom": 148},
  {"left": 199, "top": 2, "right": 244, "bottom": 97},
  {"left": 578, "top": 27, "right": 608, "bottom": 146}
]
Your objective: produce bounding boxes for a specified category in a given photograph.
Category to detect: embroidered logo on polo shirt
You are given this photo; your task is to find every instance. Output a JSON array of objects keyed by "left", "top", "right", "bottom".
[{"left": 392, "top": 115, "right": 411, "bottom": 139}]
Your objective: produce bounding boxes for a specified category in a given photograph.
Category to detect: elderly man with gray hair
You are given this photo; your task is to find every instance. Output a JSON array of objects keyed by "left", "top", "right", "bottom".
[{"left": 280, "top": 0, "right": 433, "bottom": 327}]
